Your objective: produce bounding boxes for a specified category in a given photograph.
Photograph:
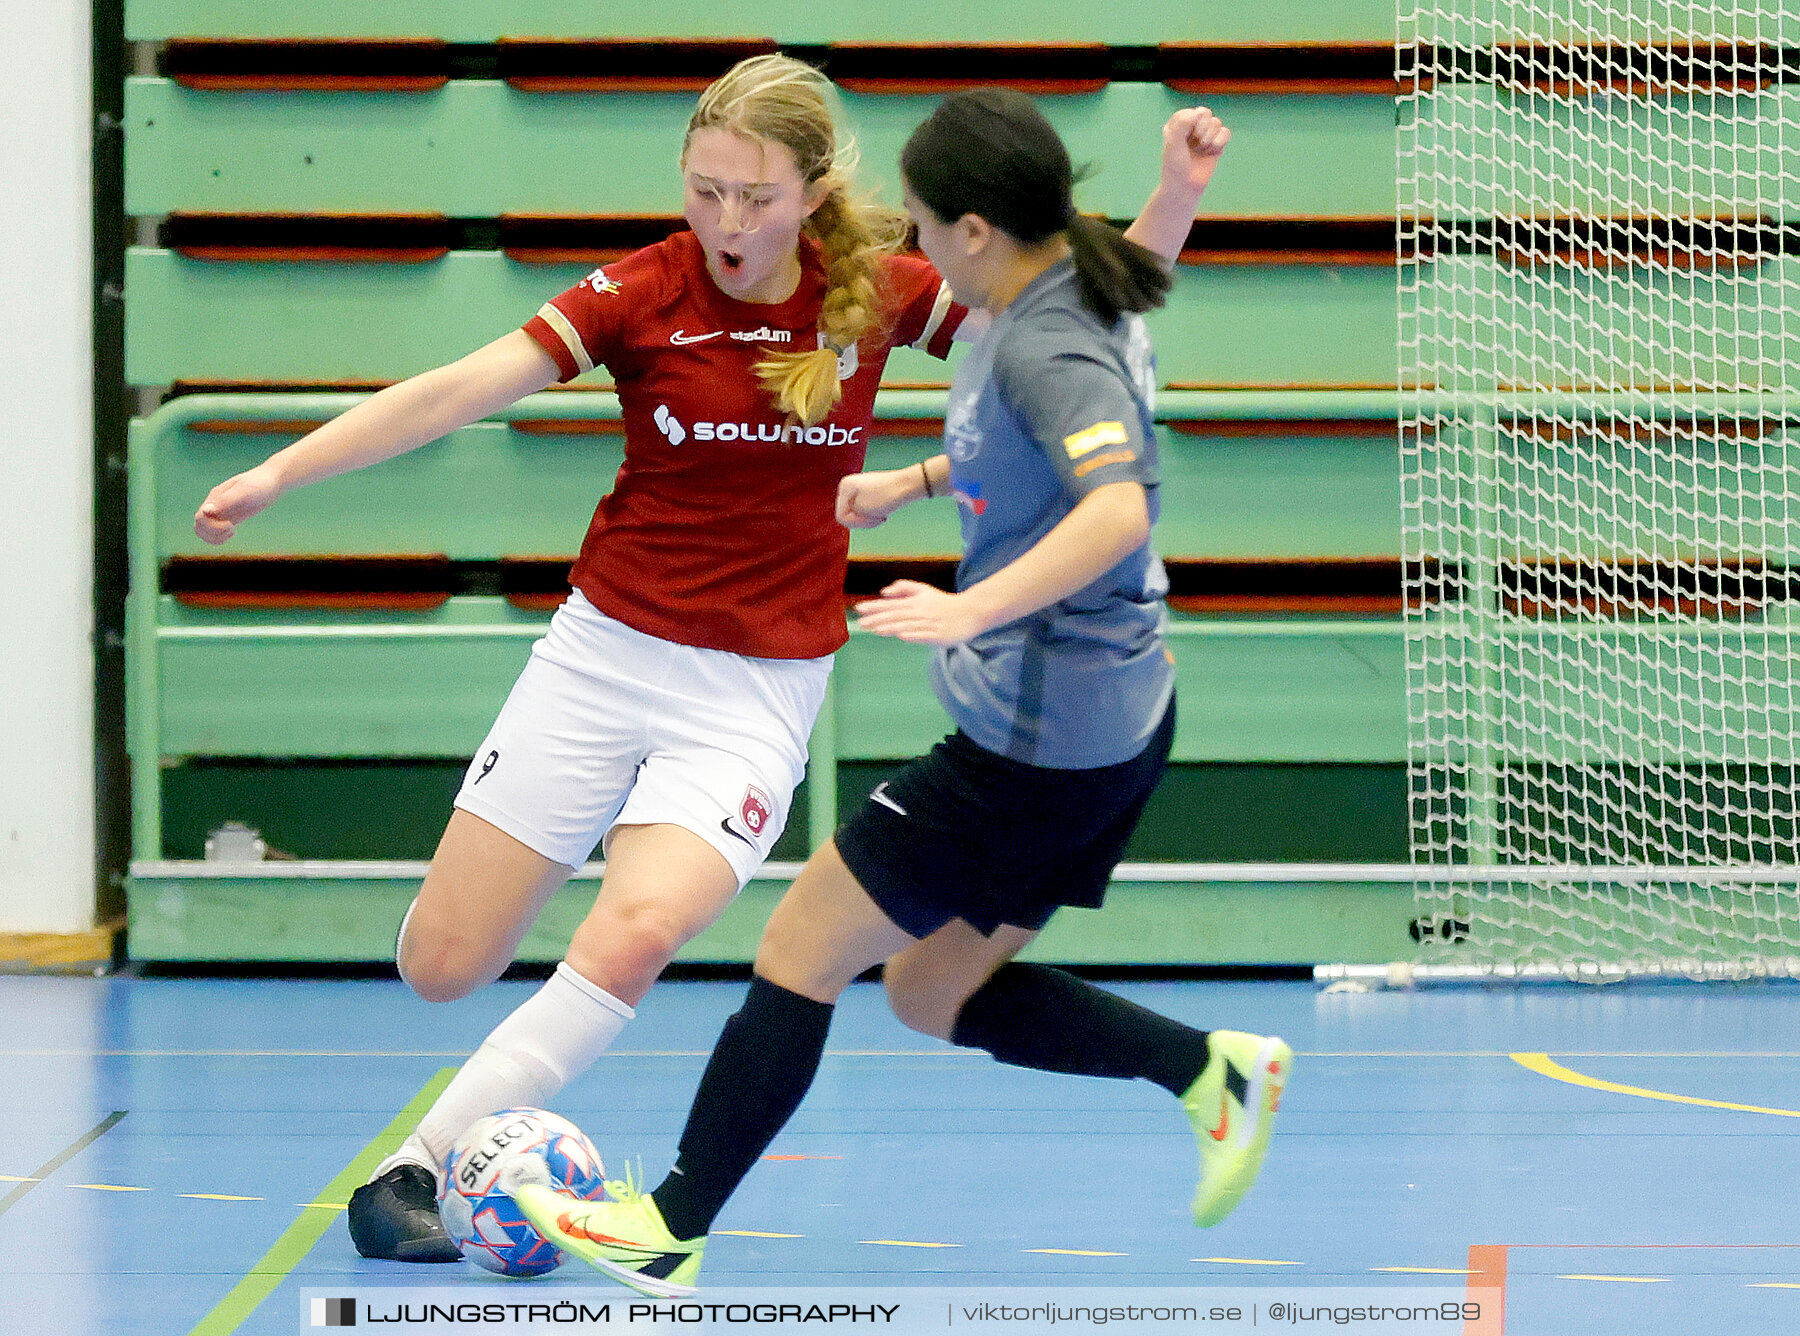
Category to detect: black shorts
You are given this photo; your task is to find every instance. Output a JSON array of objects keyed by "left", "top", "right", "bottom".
[{"left": 835, "top": 696, "right": 1176, "bottom": 938}]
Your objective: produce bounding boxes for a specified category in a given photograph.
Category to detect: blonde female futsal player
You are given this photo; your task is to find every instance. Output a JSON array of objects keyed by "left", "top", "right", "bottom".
[
  {"left": 513, "top": 91, "right": 1289, "bottom": 1297},
  {"left": 194, "top": 57, "right": 1218, "bottom": 1261}
]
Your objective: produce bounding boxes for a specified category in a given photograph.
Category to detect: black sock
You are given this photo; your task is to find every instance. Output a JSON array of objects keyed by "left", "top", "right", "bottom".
[
  {"left": 949, "top": 962, "right": 1210, "bottom": 1098},
  {"left": 651, "top": 975, "right": 834, "bottom": 1241}
]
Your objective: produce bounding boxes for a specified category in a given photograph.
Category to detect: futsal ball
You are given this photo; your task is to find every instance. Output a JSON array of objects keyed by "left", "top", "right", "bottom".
[{"left": 438, "top": 1108, "right": 606, "bottom": 1276}]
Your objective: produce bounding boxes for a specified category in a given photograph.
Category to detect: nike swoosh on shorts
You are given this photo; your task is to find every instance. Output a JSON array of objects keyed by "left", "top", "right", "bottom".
[{"left": 869, "top": 782, "right": 908, "bottom": 816}]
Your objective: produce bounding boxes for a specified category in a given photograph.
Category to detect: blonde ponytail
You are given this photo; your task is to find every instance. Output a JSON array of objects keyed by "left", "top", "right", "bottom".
[
  {"left": 687, "top": 55, "right": 906, "bottom": 425},
  {"left": 755, "top": 186, "right": 905, "bottom": 423}
]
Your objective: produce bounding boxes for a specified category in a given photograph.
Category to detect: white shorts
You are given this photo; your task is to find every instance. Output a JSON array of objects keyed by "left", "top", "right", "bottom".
[{"left": 454, "top": 589, "right": 831, "bottom": 885}]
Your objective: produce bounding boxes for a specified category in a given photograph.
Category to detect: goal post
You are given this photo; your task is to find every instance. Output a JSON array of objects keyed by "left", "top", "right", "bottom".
[{"left": 1395, "top": 4, "right": 1800, "bottom": 979}]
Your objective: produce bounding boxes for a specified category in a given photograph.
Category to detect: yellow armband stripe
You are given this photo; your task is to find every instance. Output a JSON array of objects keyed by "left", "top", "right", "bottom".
[{"left": 1063, "top": 420, "right": 1130, "bottom": 459}]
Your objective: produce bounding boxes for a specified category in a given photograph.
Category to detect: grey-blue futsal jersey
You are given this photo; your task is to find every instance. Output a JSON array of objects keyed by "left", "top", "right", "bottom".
[{"left": 932, "top": 259, "right": 1174, "bottom": 768}]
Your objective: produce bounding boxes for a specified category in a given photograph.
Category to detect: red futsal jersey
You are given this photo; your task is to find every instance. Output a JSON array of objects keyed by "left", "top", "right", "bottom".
[{"left": 522, "top": 231, "right": 964, "bottom": 659}]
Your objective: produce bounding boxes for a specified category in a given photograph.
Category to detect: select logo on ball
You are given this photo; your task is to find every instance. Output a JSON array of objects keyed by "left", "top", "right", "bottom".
[{"left": 437, "top": 1108, "right": 606, "bottom": 1277}]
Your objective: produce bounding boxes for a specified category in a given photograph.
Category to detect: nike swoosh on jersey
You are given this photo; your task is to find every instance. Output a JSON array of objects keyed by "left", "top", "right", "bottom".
[
  {"left": 719, "top": 817, "right": 755, "bottom": 847},
  {"left": 869, "top": 782, "right": 908, "bottom": 816},
  {"left": 670, "top": 329, "right": 724, "bottom": 345}
]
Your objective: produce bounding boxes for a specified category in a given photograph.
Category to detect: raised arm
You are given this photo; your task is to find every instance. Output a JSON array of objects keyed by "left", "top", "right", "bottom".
[
  {"left": 194, "top": 329, "right": 560, "bottom": 545},
  {"left": 949, "top": 105, "right": 1229, "bottom": 345},
  {"left": 1123, "top": 106, "right": 1231, "bottom": 270}
]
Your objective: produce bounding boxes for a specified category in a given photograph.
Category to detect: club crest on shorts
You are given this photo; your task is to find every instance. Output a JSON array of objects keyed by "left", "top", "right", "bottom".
[{"left": 739, "top": 785, "right": 773, "bottom": 837}]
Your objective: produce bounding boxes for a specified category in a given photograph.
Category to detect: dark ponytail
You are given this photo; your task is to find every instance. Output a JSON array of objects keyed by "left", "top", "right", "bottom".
[{"left": 900, "top": 87, "right": 1171, "bottom": 326}]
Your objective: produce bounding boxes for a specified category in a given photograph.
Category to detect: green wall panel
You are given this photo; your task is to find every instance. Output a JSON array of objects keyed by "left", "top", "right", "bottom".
[
  {"left": 1156, "top": 429, "right": 1401, "bottom": 557},
  {"left": 127, "top": 0, "right": 1397, "bottom": 44},
  {"left": 157, "top": 759, "right": 1409, "bottom": 864},
  {"left": 126, "top": 872, "right": 1420, "bottom": 965},
  {"left": 150, "top": 601, "right": 1408, "bottom": 762},
  {"left": 157, "top": 618, "right": 539, "bottom": 756},
  {"left": 1153, "top": 263, "right": 1397, "bottom": 387},
  {"left": 152, "top": 420, "right": 624, "bottom": 558},
  {"left": 150, "top": 417, "right": 1399, "bottom": 562},
  {"left": 125, "top": 248, "right": 1397, "bottom": 388},
  {"left": 128, "top": 79, "right": 1395, "bottom": 220}
]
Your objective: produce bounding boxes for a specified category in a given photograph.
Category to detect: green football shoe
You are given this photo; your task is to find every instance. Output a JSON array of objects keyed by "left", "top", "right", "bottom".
[
  {"left": 502, "top": 1160, "right": 704, "bottom": 1297},
  {"left": 1182, "top": 1029, "right": 1293, "bottom": 1227}
]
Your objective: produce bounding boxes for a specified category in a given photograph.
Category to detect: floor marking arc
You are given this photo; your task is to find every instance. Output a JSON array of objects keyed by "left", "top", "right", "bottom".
[
  {"left": 1513, "top": 1053, "right": 1800, "bottom": 1117},
  {"left": 187, "top": 1067, "right": 456, "bottom": 1336}
]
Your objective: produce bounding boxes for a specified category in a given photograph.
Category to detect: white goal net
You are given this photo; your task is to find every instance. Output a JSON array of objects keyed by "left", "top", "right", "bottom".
[{"left": 1397, "top": 3, "right": 1800, "bottom": 977}]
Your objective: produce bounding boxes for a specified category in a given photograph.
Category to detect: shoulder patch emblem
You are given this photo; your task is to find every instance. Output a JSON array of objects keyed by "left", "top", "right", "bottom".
[{"left": 581, "top": 268, "right": 621, "bottom": 296}]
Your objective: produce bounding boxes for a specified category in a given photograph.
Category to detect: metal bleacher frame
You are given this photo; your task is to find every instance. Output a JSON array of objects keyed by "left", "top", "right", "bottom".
[{"left": 126, "top": 387, "right": 1422, "bottom": 964}]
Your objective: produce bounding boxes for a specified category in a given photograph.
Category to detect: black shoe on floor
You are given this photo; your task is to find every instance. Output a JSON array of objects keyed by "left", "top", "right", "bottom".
[{"left": 347, "top": 1163, "right": 463, "bottom": 1262}]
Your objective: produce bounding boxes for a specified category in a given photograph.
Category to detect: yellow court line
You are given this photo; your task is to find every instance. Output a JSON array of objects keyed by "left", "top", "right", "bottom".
[
  {"left": 1513, "top": 1053, "right": 1800, "bottom": 1118},
  {"left": 0, "top": 1175, "right": 40, "bottom": 1183},
  {"left": 1195, "top": 1257, "right": 1301, "bottom": 1266},
  {"left": 182, "top": 1194, "right": 263, "bottom": 1202},
  {"left": 861, "top": 1240, "right": 962, "bottom": 1248},
  {"left": 1026, "top": 1249, "right": 1128, "bottom": 1257},
  {"left": 1749, "top": 1283, "right": 1800, "bottom": 1289},
  {"left": 1559, "top": 1274, "right": 1669, "bottom": 1283},
  {"left": 70, "top": 1183, "right": 149, "bottom": 1192},
  {"left": 297, "top": 1203, "right": 347, "bottom": 1211},
  {"left": 716, "top": 1230, "right": 804, "bottom": 1239}
]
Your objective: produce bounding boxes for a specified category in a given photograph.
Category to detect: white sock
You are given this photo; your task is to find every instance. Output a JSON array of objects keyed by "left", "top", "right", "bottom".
[
  {"left": 399, "top": 963, "right": 635, "bottom": 1179},
  {"left": 372, "top": 1131, "right": 438, "bottom": 1181}
]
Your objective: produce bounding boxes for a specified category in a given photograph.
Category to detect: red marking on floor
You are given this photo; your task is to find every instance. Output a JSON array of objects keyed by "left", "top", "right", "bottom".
[{"left": 1465, "top": 1244, "right": 1507, "bottom": 1336}]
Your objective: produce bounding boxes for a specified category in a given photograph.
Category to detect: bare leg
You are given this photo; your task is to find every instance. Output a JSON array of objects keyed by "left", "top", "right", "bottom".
[
  {"left": 353, "top": 819, "right": 745, "bottom": 1261},
  {"left": 752, "top": 840, "right": 918, "bottom": 1001},
  {"left": 398, "top": 809, "right": 574, "bottom": 1003},
  {"left": 881, "top": 918, "right": 1040, "bottom": 1039},
  {"left": 565, "top": 822, "right": 741, "bottom": 1006}
]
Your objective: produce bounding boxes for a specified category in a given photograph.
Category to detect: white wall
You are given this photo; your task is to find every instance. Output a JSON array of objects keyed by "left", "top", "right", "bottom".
[{"left": 0, "top": 0, "right": 96, "bottom": 931}]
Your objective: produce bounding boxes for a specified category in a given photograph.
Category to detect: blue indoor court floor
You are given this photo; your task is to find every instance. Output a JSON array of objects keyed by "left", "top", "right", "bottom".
[{"left": 3, "top": 972, "right": 1798, "bottom": 1335}]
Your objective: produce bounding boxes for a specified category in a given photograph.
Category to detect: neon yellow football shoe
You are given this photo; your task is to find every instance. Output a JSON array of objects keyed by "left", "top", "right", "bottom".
[
  {"left": 502, "top": 1160, "right": 704, "bottom": 1297},
  {"left": 1182, "top": 1029, "right": 1293, "bottom": 1227}
]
